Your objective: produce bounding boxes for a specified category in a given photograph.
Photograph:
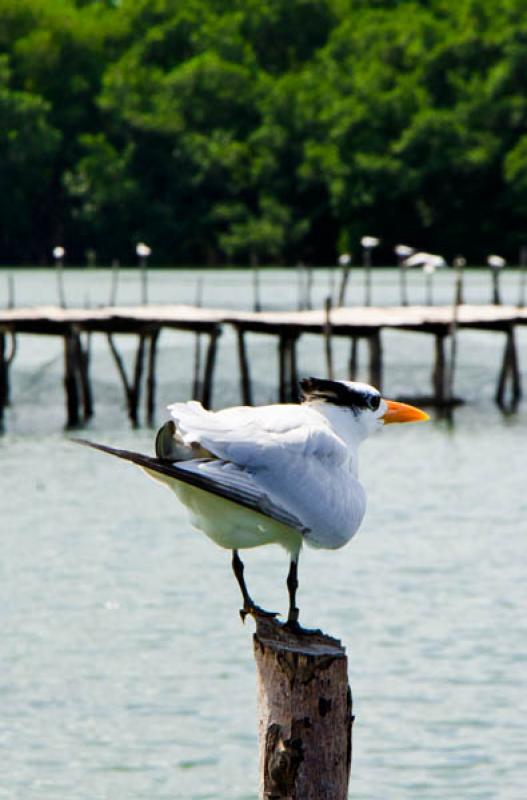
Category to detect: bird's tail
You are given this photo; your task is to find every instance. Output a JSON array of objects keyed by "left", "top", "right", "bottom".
[{"left": 73, "top": 438, "right": 171, "bottom": 475}]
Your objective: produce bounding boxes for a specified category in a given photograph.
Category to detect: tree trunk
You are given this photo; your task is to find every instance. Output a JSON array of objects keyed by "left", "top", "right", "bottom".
[{"left": 253, "top": 615, "right": 352, "bottom": 799}]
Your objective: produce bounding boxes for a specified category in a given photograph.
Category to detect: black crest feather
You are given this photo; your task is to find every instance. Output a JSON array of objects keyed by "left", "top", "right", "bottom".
[{"left": 299, "top": 377, "right": 377, "bottom": 409}]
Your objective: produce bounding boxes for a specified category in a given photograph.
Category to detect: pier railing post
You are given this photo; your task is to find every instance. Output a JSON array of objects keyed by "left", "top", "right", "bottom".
[
  {"left": 236, "top": 326, "right": 253, "bottom": 406},
  {"left": 253, "top": 615, "right": 352, "bottom": 800},
  {"left": 0, "top": 332, "right": 7, "bottom": 431}
]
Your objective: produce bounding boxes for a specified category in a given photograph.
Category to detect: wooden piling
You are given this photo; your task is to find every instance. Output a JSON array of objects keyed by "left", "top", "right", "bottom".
[
  {"left": 399, "top": 261, "right": 408, "bottom": 306},
  {"left": 348, "top": 338, "right": 358, "bottom": 381},
  {"left": 192, "top": 278, "right": 204, "bottom": 400},
  {"left": 73, "top": 331, "right": 94, "bottom": 421},
  {"left": 237, "top": 327, "right": 253, "bottom": 406},
  {"left": 496, "top": 326, "right": 522, "bottom": 410},
  {"left": 323, "top": 297, "right": 334, "bottom": 381},
  {"left": 288, "top": 335, "right": 299, "bottom": 402},
  {"left": 107, "top": 332, "right": 147, "bottom": 427},
  {"left": 201, "top": 327, "right": 220, "bottom": 409},
  {"left": 252, "top": 255, "right": 262, "bottom": 312},
  {"left": 278, "top": 332, "right": 288, "bottom": 403},
  {"left": 305, "top": 266, "right": 314, "bottom": 311},
  {"left": 63, "top": 333, "right": 81, "bottom": 428},
  {"left": 337, "top": 263, "right": 351, "bottom": 308},
  {"left": 253, "top": 615, "right": 352, "bottom": 800},
  {"left": 363, "top": 250, "right": 372, "bottom": 307},
  {"left": 0, "top": 332, "right": 7, "bottom": 431},
  {"left": 491, "top": 269, "right": 501, "bottom": 305},
  {"left": 368, "top": 330, "right": 383, "bottom": 390},
  {"left": 432, "top": 333, "right": 447, "bottom": 405},
  {"left": 146, "top": 329, "right": 160, "bottom": 425}
]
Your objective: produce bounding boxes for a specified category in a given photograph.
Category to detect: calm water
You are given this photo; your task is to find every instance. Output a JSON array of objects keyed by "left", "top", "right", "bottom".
[{"left": 1, "top": 268, "right": 526, "bottom": 799}]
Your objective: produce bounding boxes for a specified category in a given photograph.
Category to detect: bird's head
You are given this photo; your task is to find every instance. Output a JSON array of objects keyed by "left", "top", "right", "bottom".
[{"left": 300, "top": 377, "right": 429, "bottom": 442}]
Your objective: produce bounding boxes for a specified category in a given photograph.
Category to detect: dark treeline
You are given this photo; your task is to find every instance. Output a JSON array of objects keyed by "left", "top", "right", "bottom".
[{"left": 2, "top": 0, "right": 527, "bottom": 266}]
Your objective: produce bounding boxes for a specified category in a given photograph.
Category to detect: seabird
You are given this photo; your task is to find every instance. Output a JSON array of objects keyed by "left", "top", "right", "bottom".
[{"left": 79, "top": 378, "right": 428, "bottom": 630}]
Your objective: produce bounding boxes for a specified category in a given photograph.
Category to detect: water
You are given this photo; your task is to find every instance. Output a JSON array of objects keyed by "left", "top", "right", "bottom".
[{"left": 1, "top": 268, "right": 526, "bottom": 799}]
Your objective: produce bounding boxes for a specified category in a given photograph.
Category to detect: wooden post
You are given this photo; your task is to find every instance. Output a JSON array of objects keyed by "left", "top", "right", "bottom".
[
  {"left": 278, "top": 332, "right": 288, "bottom": 403},
  {"left": 368, "top": 330, "right": 383, "bottom": 390},
  {"left": 446, "top": 267, "right": 462, "bottom": 405},
  {"left": 491, "top": 268, "right": 501, "bottom": 305},
  {"left": 398, "top": 260, "right": 408, "bottom": 306},
  {"left": 73, "top": 331, "right": 94, "bottom": 421},
  {"left": 7, "top": 273, "right": 15, "bottom": 309},
  {"left": 107, "top": 332, "right": 146, "bottom": 427},
  {"left": 305, "top": 266, "right": 314, "bottom": 311},
  {"left": 140, "top": 256, "right": 148, "bottom": 304},
  {"left": 432, "top": 333, "right": 446, "bottom": 405},
  {"left": 496, "top": 326, "right": 522, "bottom": 410},
  {"left": 363, "top": 249, "right": 372, "bottom": 307},
  {"left": 129, "top": 334, "right": 147, "bottom": 427},
  {"left": 192, "top": 278, "right": 204, "bottom": 400},
  {"left": 253, "top": 615, "right": 352, "bottom": 800},
  {"left": 201, "top": 327, "right": 220, "bottom": 410},
  {"left": 0, "top": 332, "right": 7, "bottom": 431},
  {"left": 146, "top": 329, "right": 160, "bottom": 425},
  {"left": 348, "top": 337, "right": 358, "bottom": 381},
  {"left": 56, "top": 257, "right": 66, "bottom": 308},
  {"left": 252, "top": 254, "right": 262, "bottom": 312},
  {"left": 323, "top": 297, "right": 334, "bottom": 380},
  {"left": 337, "top": 263, "right": 351, "bottom": 308},
  {"left": 63, "top": 332, "right": 81, "bottom": 428},
  {"left": 3, "top": 330, "right": 16, "bottom": 407},
  {"left": 237, "top": 327, "right": 253, "bottom": 405},
  {"left": 425, "top": 271, "right": 434, "bottom": 306},
  {"left": 288, "top": 335, "right": 299, "bottom": 402}
]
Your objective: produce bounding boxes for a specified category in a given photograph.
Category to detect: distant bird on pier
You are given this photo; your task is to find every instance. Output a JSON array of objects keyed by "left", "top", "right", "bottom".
[{"left": 79, "top": 379, "right": 428, "bottom": 630}]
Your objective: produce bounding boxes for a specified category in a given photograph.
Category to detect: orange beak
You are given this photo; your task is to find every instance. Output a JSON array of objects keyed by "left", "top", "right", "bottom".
[{"left": 382, "top": 399, "right": 430, "bottom": 424}]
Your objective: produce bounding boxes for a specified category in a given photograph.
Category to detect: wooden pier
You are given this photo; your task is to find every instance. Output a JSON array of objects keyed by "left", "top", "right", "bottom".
[{"left": 0, "top": 302, "right": 525, "bottom": 429}]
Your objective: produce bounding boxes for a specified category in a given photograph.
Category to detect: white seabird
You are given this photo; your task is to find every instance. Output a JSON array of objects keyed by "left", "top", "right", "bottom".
[{"left": 79, "top": 378, "right": 428, "bottom": 630}]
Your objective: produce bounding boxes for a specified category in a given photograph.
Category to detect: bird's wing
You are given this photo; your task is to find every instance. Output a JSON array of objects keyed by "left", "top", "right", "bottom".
[
  {"left": 166, "top": 402, "right": 363, "bottom": 547},
  {"left": 74, "top": 439, "right": 306, "bottom": 533},
  {"left": 167, "top": 401, "right": 348, "bottom": 468}
]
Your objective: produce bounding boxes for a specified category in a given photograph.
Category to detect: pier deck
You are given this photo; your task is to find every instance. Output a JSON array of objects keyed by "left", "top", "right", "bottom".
[{"left": 0, "top": 303, "right": 524, "bottom": 429}]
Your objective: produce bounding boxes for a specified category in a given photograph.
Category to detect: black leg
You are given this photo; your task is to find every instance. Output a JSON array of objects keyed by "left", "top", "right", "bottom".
[
  {"left": 231, "top": 550, "right": 277, "bottom": 621},
  {"left": 286, "top": 557, "right": 299, "bottom": 625},
  {"left": 232, "top": 549, "right": 252, "bottom": 608}
]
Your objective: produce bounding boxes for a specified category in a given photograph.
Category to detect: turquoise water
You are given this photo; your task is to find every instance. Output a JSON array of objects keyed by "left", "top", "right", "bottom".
[{"left": 1, "top": 268, "right": 526, "bottom": 799}]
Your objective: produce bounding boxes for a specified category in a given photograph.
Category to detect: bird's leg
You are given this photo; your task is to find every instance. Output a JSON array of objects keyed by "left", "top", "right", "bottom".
[
  {"left": 231, "top": 550, "right": 277, "bottom": 622},
  {"left": 286, "top": 556, "right": 299, "bottom": 626},
  {"left": 283, "top": 556, "right": 321, "bottom": 635}
]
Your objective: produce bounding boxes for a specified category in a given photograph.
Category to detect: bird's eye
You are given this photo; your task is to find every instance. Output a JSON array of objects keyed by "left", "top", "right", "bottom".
[{"left": 369, "top": 395, "right": 381, "bottom": 411}]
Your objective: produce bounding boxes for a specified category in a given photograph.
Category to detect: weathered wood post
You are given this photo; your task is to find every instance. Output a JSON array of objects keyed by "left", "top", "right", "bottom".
[
  {"left": 252, "top": 253, "right": 262, "bottom": 312},
  {"left": 495, "top": 324, "right": 522, "bottom": 411},
  {"left": 63, "top": 331, "right": 81, "bottom": 428},
  {"left": 146, "top": 328, "right": 160, "bottom": 425},
  {"left": 200, "top": 326, "right": 220, "bottom": 409},
  {"left": 236, "top": 326, "right": 253, "bottom": 405},
  {"left": 0, "top": 331, "right": 7, "bottom": 431},
  {"left": 253, "top": 615, "right": 352, "bottom": 800},
  {"left": 323, "top": 297, "right": 334, "bottom": 381},
  {"left": 368, "top": 330, "right": 383, "bottom": 391}
]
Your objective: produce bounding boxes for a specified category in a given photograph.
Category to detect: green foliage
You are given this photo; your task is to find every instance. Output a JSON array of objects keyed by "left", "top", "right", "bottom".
[{"left": 2, "top": 0, "right": 527, "bottom": 264}]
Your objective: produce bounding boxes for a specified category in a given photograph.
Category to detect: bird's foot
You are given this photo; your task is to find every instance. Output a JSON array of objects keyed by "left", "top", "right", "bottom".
[{"left": 239, "top": 603, "right": 279, "bottom": 623}]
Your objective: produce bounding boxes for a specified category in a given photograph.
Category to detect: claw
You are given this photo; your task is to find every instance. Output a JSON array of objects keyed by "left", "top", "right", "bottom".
[{"left": 239, "top": 604, "right": 279, "bottom": 623}]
